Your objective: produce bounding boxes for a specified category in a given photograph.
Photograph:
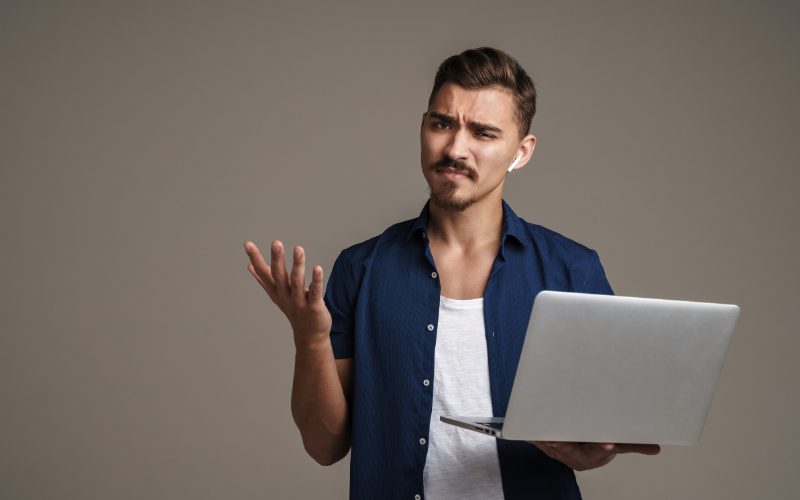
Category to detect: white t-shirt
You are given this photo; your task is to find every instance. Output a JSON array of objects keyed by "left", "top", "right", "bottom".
[{"left": 423, "top": 296, "right": 505, "bottom": 499}]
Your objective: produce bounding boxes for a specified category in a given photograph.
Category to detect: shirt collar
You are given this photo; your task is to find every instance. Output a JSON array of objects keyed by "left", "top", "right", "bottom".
[
  {"left": 406, "top": 199, "right": 531, "bottom": 249},
  {"left": 407, "top": 201, "right": 431, "bottom": 241},
  {"left": 500, "top": 199, "right": 531, "bottom": 248}
]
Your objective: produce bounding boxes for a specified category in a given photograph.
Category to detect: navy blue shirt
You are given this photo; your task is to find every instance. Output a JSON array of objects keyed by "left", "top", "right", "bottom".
[{"left": 324, "top": 200, "right": 614, "bottom": 500}]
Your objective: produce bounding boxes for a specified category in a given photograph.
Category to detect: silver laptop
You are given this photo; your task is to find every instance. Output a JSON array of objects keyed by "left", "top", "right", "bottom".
[{"left": 441, "top": 291, "right": 739, "bottom": 445}]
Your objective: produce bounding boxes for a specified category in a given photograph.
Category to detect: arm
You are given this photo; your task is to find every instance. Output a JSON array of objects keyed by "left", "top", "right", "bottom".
[
  {"left": 244, "top": 240, "right": 353, "bottom": 466},
  {"left": 291, "top": 353, "right": 353, "bottom": 465}
]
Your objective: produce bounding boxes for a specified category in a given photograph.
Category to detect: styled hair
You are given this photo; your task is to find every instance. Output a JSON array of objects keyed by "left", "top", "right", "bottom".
[{"left": 428, "top": 47, "right": 537, "bottom": 140}]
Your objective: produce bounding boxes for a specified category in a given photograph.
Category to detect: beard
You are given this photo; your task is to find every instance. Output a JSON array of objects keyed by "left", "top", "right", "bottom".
[
  {"left": 426, "top": 158, "right": 480, "bottom": 212},
  {"left": 427, "top": 181, "right": 476, "bottom": 212}
]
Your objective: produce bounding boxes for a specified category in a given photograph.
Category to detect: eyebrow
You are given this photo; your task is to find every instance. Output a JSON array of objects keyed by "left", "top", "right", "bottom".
[{"left": 429, "top": 111, "right": 503, "bottom": 134}]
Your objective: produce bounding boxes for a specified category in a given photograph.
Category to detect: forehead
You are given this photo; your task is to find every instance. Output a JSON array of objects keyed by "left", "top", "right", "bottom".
[{"left": 429, "top": 81, "right": 515, "bottom": 125}]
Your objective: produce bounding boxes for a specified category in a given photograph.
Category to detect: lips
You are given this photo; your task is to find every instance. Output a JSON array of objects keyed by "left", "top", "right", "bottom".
[{"left": 437, "top": 167, "right": 471, "bottom": 181}]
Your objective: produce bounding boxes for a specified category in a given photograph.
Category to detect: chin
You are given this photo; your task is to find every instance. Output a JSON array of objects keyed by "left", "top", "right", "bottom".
[
  {"left": 429, "top": 190, "right": 476, "bottom": 212},
  {"left": 433, "top": 200, "right": 474, "bottom": 212}
]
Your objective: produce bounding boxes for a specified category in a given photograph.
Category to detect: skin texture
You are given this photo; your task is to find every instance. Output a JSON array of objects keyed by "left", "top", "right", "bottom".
[{"left": 244, "top": 81, "right": 660, "bottom": 471}]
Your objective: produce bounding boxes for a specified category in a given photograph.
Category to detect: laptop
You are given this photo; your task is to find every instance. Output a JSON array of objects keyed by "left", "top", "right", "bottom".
[{"left": 441, "top": 291, "right": 740, "bottom": 445}]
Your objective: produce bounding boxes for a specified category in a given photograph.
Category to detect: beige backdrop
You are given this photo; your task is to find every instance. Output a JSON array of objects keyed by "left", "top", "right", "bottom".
[{"left": 2, "top": 0, "right": 798, "bottom": 498}]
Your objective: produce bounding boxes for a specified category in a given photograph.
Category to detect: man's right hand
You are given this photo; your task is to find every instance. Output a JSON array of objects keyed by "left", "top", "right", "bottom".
[
  {"left": 244, "top": 240, "right": 332, "bottom": 347},
  {"left": 245, "top": 240, "right": 351, "bottom": 465}
]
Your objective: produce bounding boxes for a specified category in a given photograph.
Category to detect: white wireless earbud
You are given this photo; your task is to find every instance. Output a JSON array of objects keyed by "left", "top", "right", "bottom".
[{"left": 507, "top": 154, "right": 522, "bottom": 172}]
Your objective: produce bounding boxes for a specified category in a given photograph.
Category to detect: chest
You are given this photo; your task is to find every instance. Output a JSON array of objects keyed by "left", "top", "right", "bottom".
[
  {"left": 352, "top": 240, "right": 545, "bottom": 427},
  {"left": 429, "top": 245, "right": 498, "bottom": 300}
]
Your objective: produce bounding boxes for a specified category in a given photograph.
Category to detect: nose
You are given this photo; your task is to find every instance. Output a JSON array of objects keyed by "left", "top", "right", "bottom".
[{"left": 442, "top": 126, "right": 470, "bottom": 162}]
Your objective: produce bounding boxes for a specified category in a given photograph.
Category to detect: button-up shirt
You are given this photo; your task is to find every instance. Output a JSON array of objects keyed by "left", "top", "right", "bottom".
[{"left": 324, "top": 200, "right": 614, "bottom": 500}]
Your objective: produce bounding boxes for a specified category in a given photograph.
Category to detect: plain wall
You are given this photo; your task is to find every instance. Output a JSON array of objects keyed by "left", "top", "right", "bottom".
[{"left": 1, "top": 0, "right": 798, "bottom": 498}]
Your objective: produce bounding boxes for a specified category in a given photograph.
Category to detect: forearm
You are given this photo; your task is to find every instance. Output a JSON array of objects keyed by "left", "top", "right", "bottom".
[
  {"left": 290, "top": 336, "right": 351, "bottom": 466},
  {"left": 242, "top": 241, "right": 349, "bottom": 465}
]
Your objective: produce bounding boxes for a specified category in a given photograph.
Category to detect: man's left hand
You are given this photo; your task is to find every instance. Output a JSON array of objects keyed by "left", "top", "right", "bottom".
[{"left": 527, "top": 441, "right": 661, "bottom": 471}]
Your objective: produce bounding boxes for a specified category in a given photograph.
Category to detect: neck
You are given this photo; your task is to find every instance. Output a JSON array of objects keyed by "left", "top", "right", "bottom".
[{"left": 426, "top": 196, "right": 504, "bottom": 249}]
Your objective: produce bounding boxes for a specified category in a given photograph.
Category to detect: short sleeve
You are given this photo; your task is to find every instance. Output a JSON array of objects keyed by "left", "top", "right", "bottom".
[
  {"left": 324, "top": 252, "right": 356, "bottom": 359},
  {"left": 579, "top": 250, "right": 615, "bottom": 296}
]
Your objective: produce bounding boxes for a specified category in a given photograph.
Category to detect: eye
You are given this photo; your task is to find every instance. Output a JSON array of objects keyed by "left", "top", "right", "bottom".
[{"left": 434, "top": 122, "right": 450, "bottom": 129}]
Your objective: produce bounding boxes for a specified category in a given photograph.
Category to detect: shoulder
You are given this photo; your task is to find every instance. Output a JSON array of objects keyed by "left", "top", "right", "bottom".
[
  {"left": 330, "top": 217, "right": 417, "bottom": 286},
  {"left": 517, "top": 215, "right": 599, "bottom": 264},
  {"left": 336, "top": 217, "right": 416, "bottom": 265},
  {"left": 513, "top": 215, "right": 612, "bottom": 294}
]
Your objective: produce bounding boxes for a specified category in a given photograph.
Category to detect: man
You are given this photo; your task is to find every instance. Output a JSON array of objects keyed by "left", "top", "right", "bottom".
[{"left": 244, "top": 47, "right": 659, "bottom": 499}]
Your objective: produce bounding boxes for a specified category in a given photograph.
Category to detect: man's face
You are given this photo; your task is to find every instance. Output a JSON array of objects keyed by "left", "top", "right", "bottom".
[{"left": 420, "top": 81, "right": 531, "bottom": 212}]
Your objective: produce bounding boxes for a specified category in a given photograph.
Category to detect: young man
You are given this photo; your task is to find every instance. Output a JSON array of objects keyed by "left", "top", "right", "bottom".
[{"left": 244, "top": 47, "right": 659, "bottom": 499}]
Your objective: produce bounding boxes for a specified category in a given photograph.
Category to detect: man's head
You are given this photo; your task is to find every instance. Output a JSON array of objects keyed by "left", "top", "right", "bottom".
[
  {"left": 421, "top": 47, "right": 537, "bottom": 212},
  {"left": 428, "top": 47, "right": 537, "bottom": 141}
]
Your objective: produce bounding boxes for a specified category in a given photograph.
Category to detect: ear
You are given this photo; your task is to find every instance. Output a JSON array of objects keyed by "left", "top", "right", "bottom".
[{"left": 509, "top": 134, "right": 536, "bottom": 172}]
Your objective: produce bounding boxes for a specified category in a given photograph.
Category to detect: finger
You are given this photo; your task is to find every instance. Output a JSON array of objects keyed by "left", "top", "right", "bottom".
[
  {"left": 615, "top": 443, "right": 661, "bottom": 455},
  {"left": 269, "top": 241, "right": 289, "bottom": 293},
  {"left": 548, "top": 442, "right": 616, "bottom": 465},
  {"left": 247, "top": 262, "right": 265, "bottom": 285},
  {"left": 244, "top": 242, "right": 277, "bottom": 291},
  {"left": 577, "top": 443, "right": 615, "bottom": 456},
  {"left": 533, "top": 441, "right": 620, "bottom": 471},
  {"left": 544, "top": 441, "right": 580, "bottom": 456},
  {"left": 580, "top": 442, "right": 617, "bottom": 459},
  {"left": 247, "top": 263, "right": 272, "bottom": 294},
  {"left": 289, "top": 246, "right": 307, "bottom": 306},
  {"left": 308, "top": 265, "right": 325, "bottom": 306},
  {"left": 529, "top": 442, "right": 563, "bottom": 460}
]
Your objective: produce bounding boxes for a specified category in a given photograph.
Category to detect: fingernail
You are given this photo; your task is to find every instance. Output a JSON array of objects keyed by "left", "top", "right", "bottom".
[
  {"left": 244, "top": 243, "right": 250, "bottom": 253},
  {"left": 294, "top": 248, "right": 302, "bottom": 259},
  {"left": 272, "top": 243, "right": 279, "bottom": 254},
  {"left": 313, "top": 267, "right": 320, "bottom": 276}
]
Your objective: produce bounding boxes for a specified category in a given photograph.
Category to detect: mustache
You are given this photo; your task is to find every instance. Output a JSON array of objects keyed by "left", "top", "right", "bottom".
[{"left": 427, "top": 157, "right": 478, "bottom": 179}]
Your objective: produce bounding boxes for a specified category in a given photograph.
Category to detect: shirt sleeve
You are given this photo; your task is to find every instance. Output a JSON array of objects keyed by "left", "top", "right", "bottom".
[
  {"left": 579, "top": 250, "right": 615, "bottom": 296},
  {"left": 323, "top": 251, "right": 356, "bottom": 359}
]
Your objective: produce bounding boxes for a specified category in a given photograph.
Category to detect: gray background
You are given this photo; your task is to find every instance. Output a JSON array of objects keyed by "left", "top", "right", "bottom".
[{"left": 1, "top": 0, "right": 798, "bottom": 498}]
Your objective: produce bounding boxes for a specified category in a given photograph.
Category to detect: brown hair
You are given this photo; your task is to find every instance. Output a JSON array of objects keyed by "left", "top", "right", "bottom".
[{"left": 428, "top": 47, "right": 537, "bottom": 140}]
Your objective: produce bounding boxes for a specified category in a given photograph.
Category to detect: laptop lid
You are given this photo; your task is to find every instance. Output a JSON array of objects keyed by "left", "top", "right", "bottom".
[{"left": 500, "top": 291, "right": 739, "bottom": 444}]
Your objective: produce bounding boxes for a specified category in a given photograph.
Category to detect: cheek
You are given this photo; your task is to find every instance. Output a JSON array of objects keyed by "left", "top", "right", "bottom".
[
  {"left": 420, "top": 136, "right": 441, "bottom": 163},
  {"left": 475, "top": 145, "right": 513, "bottom": 177},
  {"left": 474, "top": 155, "right": 502, "bottom": 177}
]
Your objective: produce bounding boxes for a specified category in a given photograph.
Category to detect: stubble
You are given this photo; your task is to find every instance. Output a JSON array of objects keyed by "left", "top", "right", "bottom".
[{"left": 426, "top": 159, "right": 480, "bottom": 212}]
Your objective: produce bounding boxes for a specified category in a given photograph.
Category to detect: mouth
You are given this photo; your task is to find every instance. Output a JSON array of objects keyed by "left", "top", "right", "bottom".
[{"left": 435, "top": 166, "right": 472, "bottom": 182}]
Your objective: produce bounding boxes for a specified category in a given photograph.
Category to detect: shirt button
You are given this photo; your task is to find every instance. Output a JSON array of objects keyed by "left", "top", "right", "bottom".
[
  {"left": 423, "top": 379, "right": 430, "bottom": 386},
  {"left": 415, "top": 496, "right": 421, "bottom": 500},
  {"left": 427, "top": 324, "right": 434, "bottom": 331},
  {"left": 431, "top": 271, "right": 437, "bottom": 278},
  {"left": 419, "top": 438, "right": 427, "bottom": 445}
]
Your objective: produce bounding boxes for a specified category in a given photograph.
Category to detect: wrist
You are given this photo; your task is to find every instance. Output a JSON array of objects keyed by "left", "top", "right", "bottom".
[{"left": 293, "top": 330, "right": 332, "bottom": 352}]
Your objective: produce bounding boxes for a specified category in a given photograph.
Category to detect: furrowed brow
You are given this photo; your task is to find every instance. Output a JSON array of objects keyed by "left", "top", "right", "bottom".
[
  {"left": 469, "top": 120, "right": 502, "bottom": 134},
  {"left": 429, "top": 111, "right": 454, "bottom": 123},
  {"left": 429, "top": 111, "right": 503, "bottom": 135}
]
